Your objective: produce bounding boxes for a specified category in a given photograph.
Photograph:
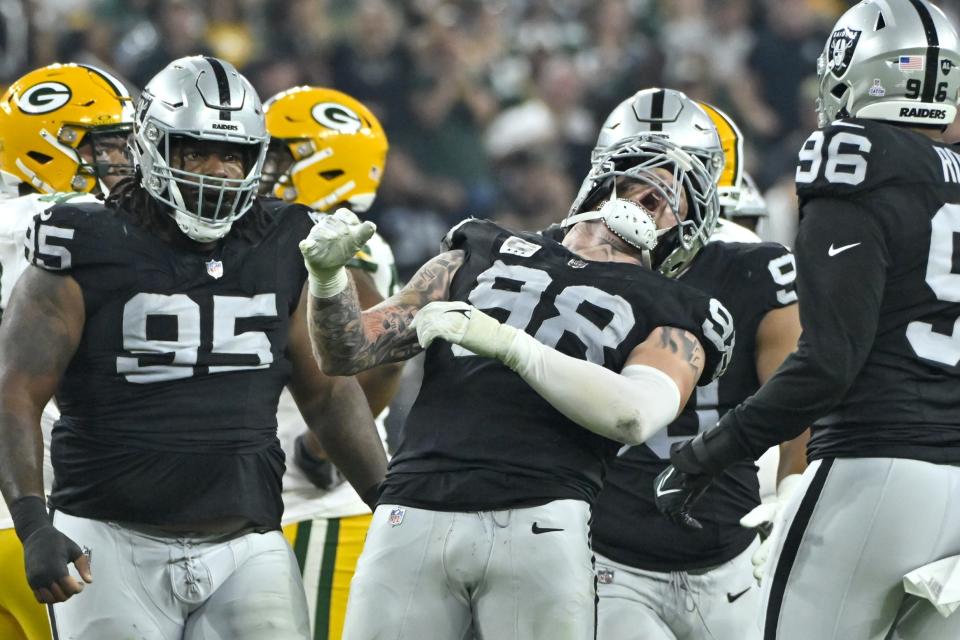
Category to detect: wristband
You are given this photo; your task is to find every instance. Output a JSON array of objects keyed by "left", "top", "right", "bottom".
[
  {"left": 10, "top": 495, "right": 50, "bottom": 543},
  {"left": 308, "top": 267, "right": 349, "bottom": 299}
]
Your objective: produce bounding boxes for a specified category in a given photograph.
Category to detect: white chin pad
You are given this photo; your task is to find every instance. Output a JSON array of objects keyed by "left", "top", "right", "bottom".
[{"left": 599, "top": 198, "right": 659, "bottom": 251}]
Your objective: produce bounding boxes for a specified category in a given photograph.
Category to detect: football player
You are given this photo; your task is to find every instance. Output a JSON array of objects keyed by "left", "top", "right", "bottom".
[
  {"left": 656, "top": 2, "right": 960, "bottom": 638},
  {"left": 262, "top": 85, "right": 401, "bottom": 639},
  {"left": 0, "top": 62, "right": 135, "bottom": 640},
  {"left": 0, "top": 56, "right": 387, "bottom": 640},
  {"left": 298, "top": 105, "right": 736, "bottom": 639},
  {"left": 588, "top": 90, "right": 806, "bottom": 640}
]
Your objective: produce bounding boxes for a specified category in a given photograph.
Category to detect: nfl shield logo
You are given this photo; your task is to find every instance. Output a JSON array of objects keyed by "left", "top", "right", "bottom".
[
  {"left": 206, "top": 259, "right": 224, "bottom": 279},
  {"left": 828, "top": 27, "right": 861, "bottom": 77},
  {"left": 388, "top": 506, "right": 406, "bottom": 527}
]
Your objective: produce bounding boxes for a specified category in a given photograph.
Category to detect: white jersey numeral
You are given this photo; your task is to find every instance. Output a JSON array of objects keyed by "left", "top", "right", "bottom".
[
  {"left": 906, "top": 203, "right": 960, "bottom": 366},
  {"left": 453, "top": 260, "right": 635, "bottom": 364},
  {"left": 117, "top": 293, "right": 278, "bottom": 383}
]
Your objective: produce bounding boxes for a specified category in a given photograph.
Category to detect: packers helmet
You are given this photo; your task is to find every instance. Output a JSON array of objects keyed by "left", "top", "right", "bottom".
[
  {"left": 0, "top": 63, "right": 134, "bottom": 194},
  {"left": 262, "top": 87, "right": 388, "bottom": 213},
  {"left": 698, "top": 102, "right": 744, "bottom": 217}
]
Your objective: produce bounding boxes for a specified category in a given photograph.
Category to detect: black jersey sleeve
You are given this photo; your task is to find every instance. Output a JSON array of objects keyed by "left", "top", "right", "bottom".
[
  {"left": 25, "top": 202, "right": 103, "bottom": 273},
  {"left": 717, "top": 196, "right": 888, "bottom": 458},
  {"left": 739, "top": 243, "right": 798, "bottom": 312}
]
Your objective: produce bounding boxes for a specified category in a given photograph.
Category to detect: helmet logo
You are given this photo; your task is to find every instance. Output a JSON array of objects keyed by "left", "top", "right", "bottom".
[
  {"left": 827, "top": 27, "right": 861, "bottom": 77},
  {"left": 18, "top": 81, "right": 72, "bottom": 114},
  {"left": 311, "top": 102, "right": 362, "bottom": 133}
]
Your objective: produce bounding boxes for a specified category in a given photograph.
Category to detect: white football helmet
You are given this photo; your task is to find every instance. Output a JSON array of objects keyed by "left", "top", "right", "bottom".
[
  {"left": 568, "top": 88, "right": 723, "bottom": 277},
  {"left": 817, "top": 0, "right": 960, "bottom": 128},
  {"left": 132, "top": 56, "right": 269, "bottom": 243}
]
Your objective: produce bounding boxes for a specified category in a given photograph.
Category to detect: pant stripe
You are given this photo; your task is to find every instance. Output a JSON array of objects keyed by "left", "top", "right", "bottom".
[
  {"left": 313, "top": 518, "right": 340, "bottom": 640},
  {"left": 764, "top": 458, "right": 834, "bottom": 639},
  {"left": 294, "top": 520, "right": 313, "bottom": 573}
]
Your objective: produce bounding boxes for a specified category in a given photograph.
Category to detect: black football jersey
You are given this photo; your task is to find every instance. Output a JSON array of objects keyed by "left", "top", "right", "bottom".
[
  {"left": 379, "top": 219, "right": 734, "bottom": 511},
  {"left": 26, "top": 199, "right": 314, "bottom": 529},
  {"left": 593, "top": 240, "right": 797, "bottom": 571},
  {"left": 722, "top": 118, "right": 960, "bottom": 464}
]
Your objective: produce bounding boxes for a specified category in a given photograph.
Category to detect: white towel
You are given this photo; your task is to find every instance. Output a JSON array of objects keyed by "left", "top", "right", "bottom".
[{"left": 903, "top": 555, "right": 960, "bottom": 618}]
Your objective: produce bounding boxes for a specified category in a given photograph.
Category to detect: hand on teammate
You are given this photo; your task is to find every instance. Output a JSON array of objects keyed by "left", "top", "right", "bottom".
[{"left": 412, "top": 301, "right": 516, "bottom": 361}]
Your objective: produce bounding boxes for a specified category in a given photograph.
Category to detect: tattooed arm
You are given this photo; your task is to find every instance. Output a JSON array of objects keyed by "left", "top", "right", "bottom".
[
  {"left": 625, "top": 325, "right": 706, "bottom": 410},
  {"left": 308, "top": 250, "right": 465, "bottom": 375}
]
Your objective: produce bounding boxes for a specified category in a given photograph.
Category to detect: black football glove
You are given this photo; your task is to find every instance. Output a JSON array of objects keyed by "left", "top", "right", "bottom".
[
  {"left": 294, "top": 434, "right": 346, "bottom": 491},
  {"left": 653, "top": 461, "right": 713, "bottom": 531},
  {"left": 11, "top": 496, "right": 90, "bottom": 602}
]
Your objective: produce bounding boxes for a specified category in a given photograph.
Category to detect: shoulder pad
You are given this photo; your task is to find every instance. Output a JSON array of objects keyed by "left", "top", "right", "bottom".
[
  {"left": 795, "top": 119, "right": 943, "bottom": 203},
  {"left": 441, "top": 218, "right": 506, "bottom": 252},
  {"left": 26, "top": 201, "right": 116, "bottom": 271},
  {"left": 539, "top": 223, "right": 565, "bottom": 243}
]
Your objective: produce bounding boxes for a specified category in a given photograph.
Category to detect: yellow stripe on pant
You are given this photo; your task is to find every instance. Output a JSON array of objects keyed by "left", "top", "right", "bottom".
[
  {"left": 282, "top": 514, "right": 372, "bottom": 640},
  {"left": 0, "top": 527, "right": 51, "bottom": 640}
]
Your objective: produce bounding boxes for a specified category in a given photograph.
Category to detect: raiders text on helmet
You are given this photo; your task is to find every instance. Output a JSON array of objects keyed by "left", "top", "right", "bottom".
[{"left": 817, "top": 0, "right": 960, "bottom": 128}]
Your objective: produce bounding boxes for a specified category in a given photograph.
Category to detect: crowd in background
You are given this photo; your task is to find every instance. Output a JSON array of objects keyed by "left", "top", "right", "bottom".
[{"left": 3, "top": 0, "right": 959, "bottom": 278}]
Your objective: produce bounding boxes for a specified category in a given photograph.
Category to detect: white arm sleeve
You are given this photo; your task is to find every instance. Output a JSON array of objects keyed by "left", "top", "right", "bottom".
[{"left": 501, "top": 329, "right": 682, "bottom": 445}]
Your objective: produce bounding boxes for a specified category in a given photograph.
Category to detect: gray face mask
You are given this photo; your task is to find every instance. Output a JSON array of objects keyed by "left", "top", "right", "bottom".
[{"left": 132, "top": 56, "right": 269, "bottom": 243}]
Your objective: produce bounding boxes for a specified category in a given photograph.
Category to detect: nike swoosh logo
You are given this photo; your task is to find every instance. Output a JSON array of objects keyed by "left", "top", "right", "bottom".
[
  {"left": 727, "top": 587, "right": 751, "bottom": 603},
  {"left": 827, "top": 242, "right": 861, "bottom": 256},
  {"left": 531, "top": 522, "right": 564, "bottom": 534},
  {"left": 655, "top": 468, "right": 682, "bottom": 498}
]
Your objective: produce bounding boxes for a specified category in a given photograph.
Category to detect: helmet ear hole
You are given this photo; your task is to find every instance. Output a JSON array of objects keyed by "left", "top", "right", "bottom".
[
  {"left": 831, "top": 84, "right": 848, "bottom": 99},
  {"left": 875, "top": 12, "right": 885, "bottom": 30},
  {"left": 27, "top": 151, "right": 53, "bottom": 164},
  {"left": 319, "top": 169, "right": 344, "bottom": 180}
]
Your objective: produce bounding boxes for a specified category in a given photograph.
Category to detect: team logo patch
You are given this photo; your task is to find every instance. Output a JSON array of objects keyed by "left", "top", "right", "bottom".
[
  {"left": 388, "top": 506, "right": 406, "bottom": 527},
  {"left": 205, "top": 259, "right": 224, "bottom": 279},
  {"left": 868, "top": 79, "right": 885, "bottom": 97},
  {"left": 312, "top": 102, "right": 362, "bottom": 133},
  {"left": 500, "top": 236, "right": 541, "bottom": 257},
  {"left": 18, "top": 81, "right": 72, "bottom": 114},
  {"left": 597, "top": 568, "right": 615, "bottom": 585},
  {"left": 827, "top": 27, "right": 861, "bottom": 77},
  {"left": 567, "top": 257, "right": 588, "bottom": 269}
]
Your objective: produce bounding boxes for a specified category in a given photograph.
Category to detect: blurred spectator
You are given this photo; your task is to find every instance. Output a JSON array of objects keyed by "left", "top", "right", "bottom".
[
  {"left": 128, "top": 0, "right": 213, "bottom": 87},
  {"left": 3, "top": 0, "right": 855, "bottom": 263},
  {"left": 329, "top": 0, "right": 413, "bottom": 132}
]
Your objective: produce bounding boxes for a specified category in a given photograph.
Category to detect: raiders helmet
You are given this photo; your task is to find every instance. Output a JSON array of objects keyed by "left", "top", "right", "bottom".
[
  {"left": 568, "top": 88, "right": 723, "bottom": 278},
  {"left": 132, "top": 56, "right": 269, "bottom": 243},
  {"left": 817, "top": 0, "right": 960, "bottom": 128}
]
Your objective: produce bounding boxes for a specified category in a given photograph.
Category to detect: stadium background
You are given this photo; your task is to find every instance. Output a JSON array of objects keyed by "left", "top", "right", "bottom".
[{"left": 1, "top": 0, "right": 958, "bottom": 279}]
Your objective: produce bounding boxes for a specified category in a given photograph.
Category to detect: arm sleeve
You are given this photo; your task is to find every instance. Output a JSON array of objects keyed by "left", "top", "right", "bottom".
[{"left": 719, "top": 196, "right": 889, "bottom": 459}]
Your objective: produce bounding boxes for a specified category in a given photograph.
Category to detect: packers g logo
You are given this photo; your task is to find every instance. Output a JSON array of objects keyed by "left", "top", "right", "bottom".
[
  {"left": 311, "top": 102, "right": 362, "bottom": 133},
  {"left": 18, "top": 81, "right": 73, "bottom": 114}
]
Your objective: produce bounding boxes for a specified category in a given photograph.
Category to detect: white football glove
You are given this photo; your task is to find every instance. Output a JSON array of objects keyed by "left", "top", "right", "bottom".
[
  {"left": 740, "top": 473, "right": 803, "bottom": 584},
  {"left": 411, "top": 301, "right": 518, "bottom": 360},
  {"left": 298, "top": 207, "right": 377, "bottom": 298}
]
